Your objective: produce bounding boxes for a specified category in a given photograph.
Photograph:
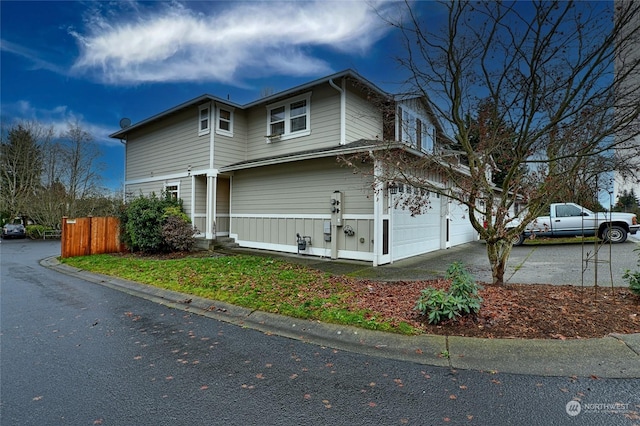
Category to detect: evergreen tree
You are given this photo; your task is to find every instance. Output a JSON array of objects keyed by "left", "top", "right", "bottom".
[{"left": 0, "top": 124, "right": 44, "bottom": 222}]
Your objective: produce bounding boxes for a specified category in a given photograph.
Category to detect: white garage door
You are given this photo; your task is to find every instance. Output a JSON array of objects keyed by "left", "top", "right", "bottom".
[
  {"left": 391, "top": 193, "right": 442, "bottom": 261},
  {"left": 448, "top": 200, "right": 478, "bottom": 246}
]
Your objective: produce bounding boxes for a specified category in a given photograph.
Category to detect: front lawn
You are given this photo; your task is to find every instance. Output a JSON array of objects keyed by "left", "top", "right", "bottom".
[
  {"left": 61, "top": 251, "right": 640, "bottom": 339},
  {"left": 61, "top": 253, "right": 417, "bottom": 334}
]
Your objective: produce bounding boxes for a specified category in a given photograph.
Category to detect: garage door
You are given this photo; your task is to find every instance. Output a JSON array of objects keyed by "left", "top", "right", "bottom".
[
  {"left": 391, "top": 193, "right": 442, "bottom": 261},
  {"left": 449, "top": 201, "right": 478, "bottom": 246}
]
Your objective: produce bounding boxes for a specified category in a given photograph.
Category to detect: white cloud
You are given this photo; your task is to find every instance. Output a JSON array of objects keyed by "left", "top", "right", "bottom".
[
  {"left": 3, "top": 101, "right": 120, "bottom": 147},
  {"left": 70, "top": 0, "right": 398, "bottom": 85}
]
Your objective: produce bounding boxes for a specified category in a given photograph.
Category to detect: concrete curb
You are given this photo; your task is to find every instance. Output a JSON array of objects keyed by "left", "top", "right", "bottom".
[{"left": 41, "top": 256, "right": 640, "bottom": 378}]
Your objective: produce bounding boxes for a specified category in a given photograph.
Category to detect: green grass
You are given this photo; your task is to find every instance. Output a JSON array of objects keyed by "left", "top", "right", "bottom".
[
  {"left": 61, "top": 253, "right": 418, "bottom": 335},
  {"left": 522, "top": 236, "right": 599, "bottom": 245}
]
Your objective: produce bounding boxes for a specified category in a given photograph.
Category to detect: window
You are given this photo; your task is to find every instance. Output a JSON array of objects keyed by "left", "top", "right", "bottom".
[
  {"left": 216, "top": 106, "right": 234, "bottom": 136},
  {"left": 198, "top": 104, "right": 210, "bottom": 136},
  {"left": 266, "top": 92, "right": 311, "bottom": 139},
  {"left": 164, "top": 183, "right": 179, "bottom": 200},
  {"left": 290, "top": 100, "right": 307, "bottom": 132},
  {"left": 399, "top": 106, "right": 434, "bottom": 153},
  {"left": 556, "top": 204, "right": 583, "bottom": 217},
  {"left": 270, "top": 106, "right": 285, "bottom": 136}
]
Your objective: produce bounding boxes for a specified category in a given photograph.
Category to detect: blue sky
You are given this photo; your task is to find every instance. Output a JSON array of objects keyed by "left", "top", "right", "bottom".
[{"left": 2, "top": 0, "right": 435, "bottom": 191}]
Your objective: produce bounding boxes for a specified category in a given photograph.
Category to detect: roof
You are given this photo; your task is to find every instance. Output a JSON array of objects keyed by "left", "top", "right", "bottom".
[
  {"left": 219, "top": 140, "right": 404, "bottom": 172},
  {"left": 109, "top": 69, "right": 390, "bottom": 140}
]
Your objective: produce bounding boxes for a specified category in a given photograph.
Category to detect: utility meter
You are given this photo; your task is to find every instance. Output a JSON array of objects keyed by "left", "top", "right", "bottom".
[{"left": 330, "top": 191, "right": 343, "bottom": 227}]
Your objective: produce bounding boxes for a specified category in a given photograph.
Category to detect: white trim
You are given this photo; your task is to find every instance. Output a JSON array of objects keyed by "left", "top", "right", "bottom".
[
  {"left": 266, "top": 92, "right": 312, "bottom": 140},
  {"left": 190, "top": 175, "right": 195, "bottom": 224},
  {"left": 373, "top": 158, "right": 386, "bottom": 266},
  {"left": 397, "top": 102, "right": 435, "bottom": 154},
  {"left": 125, "top": 168, "right": 219, "bottom": 185},
  {"left": 337, "top": 249, "right": 375, "bottom": 262},
  {"left": 163, "top": 181, "right": 180, "bottom": 199},
  {"left": 209, "top": 110, "right": 215, "bottom": 169},
  {"left": 215, "top": 105, "right": 234, "bottom": 137},
  {"left": 229, "top": 238, "right": 376, "bottom": 262},
  {"left": 230, "top": 213, "right": 373, "bottom": 220},
  {"left": 198, "top": 103, "right": 211, "bottom": 136},
  {"left": 205, "top": 175, "right": 215, "bottom": 239}
]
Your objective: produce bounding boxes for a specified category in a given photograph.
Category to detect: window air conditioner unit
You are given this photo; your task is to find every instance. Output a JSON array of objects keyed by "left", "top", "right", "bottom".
[{"left": 265, "top": 134, "right": 282, "bottom": 144}]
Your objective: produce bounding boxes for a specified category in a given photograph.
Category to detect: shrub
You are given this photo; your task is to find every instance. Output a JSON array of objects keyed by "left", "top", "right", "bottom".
[
  {"left": 623, "top": 247, "right": 640, "bottom": 297},
  {"left": 119, "top": 193, "right": 191, "bottom": 253},
  {"left": 414, "top": 262, "right": 483, "bottom": 324},
  {"left": 26, "top": 224, "right": 47, "bottom": 239},
  {"left": 163, "top": 206, "right": 190, "bottom": 223},
  {"left": 162, "top": 215, "right": 197, "bottom": 252}
]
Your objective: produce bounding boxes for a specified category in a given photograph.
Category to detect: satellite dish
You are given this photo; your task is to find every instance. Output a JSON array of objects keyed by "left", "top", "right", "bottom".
[{"left": 119, "top": 118, "right": 132, "bottom": 129}]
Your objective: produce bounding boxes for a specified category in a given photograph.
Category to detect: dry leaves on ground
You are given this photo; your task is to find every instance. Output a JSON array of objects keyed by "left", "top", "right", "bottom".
[{"left": 346, "top": 278, "right": 640, "bottom": 339}]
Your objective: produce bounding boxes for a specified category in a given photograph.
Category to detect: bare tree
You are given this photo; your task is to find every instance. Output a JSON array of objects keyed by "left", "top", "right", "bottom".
[
  {"left": 58, "top": 121, "right": 105, "bottom": 218},
  {"left": 364, "top": 1, "right": 640, "bottom": 284},
  {"left": 28, "top": 121, "right": 108, "bottom": 227}
]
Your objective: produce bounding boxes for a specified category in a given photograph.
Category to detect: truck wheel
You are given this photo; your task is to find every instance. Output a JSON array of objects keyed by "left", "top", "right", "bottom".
[
  {"left": 512, "top": 233, "right": 525, "bottom": 246},
  {"left": 601, "top": 225, "right": 627, "bottom": 243}
]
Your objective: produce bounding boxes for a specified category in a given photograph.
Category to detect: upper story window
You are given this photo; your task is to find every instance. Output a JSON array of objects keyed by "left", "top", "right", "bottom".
[
  {"left": 398, "top": 105, "right": 434, "bottom": 153},
  {"left": 198, "top": 104, "right": 211, "bottom": 136},
  {"left": 216, "top": 106, "right": 234, "bottom": 137},
  {"left": 266, "top": 92, "right": 311, "bottom": 140}
]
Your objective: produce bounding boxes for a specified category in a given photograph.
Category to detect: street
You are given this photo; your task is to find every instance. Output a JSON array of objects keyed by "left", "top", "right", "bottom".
[{"left": 1, "top": 240, "right": 638, "bottom": 425}]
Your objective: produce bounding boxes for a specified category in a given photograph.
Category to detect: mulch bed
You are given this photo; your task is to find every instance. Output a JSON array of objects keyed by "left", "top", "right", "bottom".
[{"left": 348, "top": 279, "right": 640, "bottom": 339}]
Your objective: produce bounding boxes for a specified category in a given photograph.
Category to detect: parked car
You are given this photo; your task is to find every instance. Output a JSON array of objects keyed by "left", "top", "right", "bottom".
[
  {"left": 510, "top": 203, "right": 639, "bottom": 246},
  {"left": 2, "top": 224, "right": 26, "bottom": 239}
]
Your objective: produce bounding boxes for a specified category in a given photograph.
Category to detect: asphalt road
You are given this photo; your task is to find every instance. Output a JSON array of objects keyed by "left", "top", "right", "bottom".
[{"left": 1, "top": 239, "right": 638, "bottom": 425}]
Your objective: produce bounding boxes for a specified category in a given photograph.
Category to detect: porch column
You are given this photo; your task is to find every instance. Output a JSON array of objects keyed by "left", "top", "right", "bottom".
[
  {"left": 372, "top": 159, "right": 384, "bottom": 266},
  {"left": 206, "top": 174, "right": 217, "bottom": 239}
]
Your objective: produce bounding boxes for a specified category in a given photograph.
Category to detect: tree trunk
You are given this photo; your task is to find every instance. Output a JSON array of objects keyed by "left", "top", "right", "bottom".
[{"left": 486, "top": 239, "right": 512, "bottom": 285}]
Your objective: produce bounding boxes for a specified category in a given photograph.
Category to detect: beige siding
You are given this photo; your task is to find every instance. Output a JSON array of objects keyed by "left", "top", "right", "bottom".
[
  {"left": 345, "top": 89, "right": 383, "bottom": 141},
  {"left": 214, "top": 109, "right": 248, "bottom": 169},
  {"left": 216, "top": 177, "right": 231, "bottom": 233},
  {"left": 243, "top": 84, "right": 341, "bottom": 161},
  {"left": 229, "top": 158, "right": 375, "bottom": 257},
  {"left": 194, "top": 176, "right": 207, "bottom": 213},
  {"left": 231, "top": 158, "right": 373, "bottom": 214},
  {"left": 125, "top": 177, "right": 192, "bottom": 215},
  {"left": 126, "top": 107, "right": 210, "bottom": 180},
  {"left": 216, "top": 177, "right": 230, "bottom": 214}
]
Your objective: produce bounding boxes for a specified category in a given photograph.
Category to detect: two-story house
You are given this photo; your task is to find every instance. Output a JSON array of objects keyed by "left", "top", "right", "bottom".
[{"left": 109, "top": 70, "right": 478, "bottom": 265}]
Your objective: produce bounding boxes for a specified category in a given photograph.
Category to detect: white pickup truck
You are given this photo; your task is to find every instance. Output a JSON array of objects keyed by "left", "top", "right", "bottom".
[{"left": 512, "top": 203, "right": 639, "bottom": 246}]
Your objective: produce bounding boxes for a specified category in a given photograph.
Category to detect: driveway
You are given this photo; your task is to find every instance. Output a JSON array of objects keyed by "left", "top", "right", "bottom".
[{"left": 244, "top": 239, "right": 640, "bottom": 286}]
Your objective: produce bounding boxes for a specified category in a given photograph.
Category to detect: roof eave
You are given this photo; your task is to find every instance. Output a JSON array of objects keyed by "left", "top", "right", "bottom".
[{"left": 109, "top": 94, "right": 243, "bottom": 139}]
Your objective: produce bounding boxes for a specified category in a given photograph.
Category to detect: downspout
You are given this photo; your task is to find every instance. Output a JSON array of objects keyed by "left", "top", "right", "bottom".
[
  {"left": 208, "top": 104, "right": 216, "bottom": 240},
  {"left": 328, "top": 78, "right": 346, "bottom": 145}
]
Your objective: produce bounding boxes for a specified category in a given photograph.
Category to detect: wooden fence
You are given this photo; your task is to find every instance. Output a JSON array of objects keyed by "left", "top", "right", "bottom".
[{"left": 61, "top": 216, "right": 124, "bottom": 258}]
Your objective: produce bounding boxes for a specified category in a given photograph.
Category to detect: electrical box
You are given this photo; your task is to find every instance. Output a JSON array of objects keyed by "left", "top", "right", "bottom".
[
  {"left": 324, "top": 221, "right": 331, "bottom": 241},
  {"left": 330, "top": 191, "right": 343, "bottom": 227}
]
